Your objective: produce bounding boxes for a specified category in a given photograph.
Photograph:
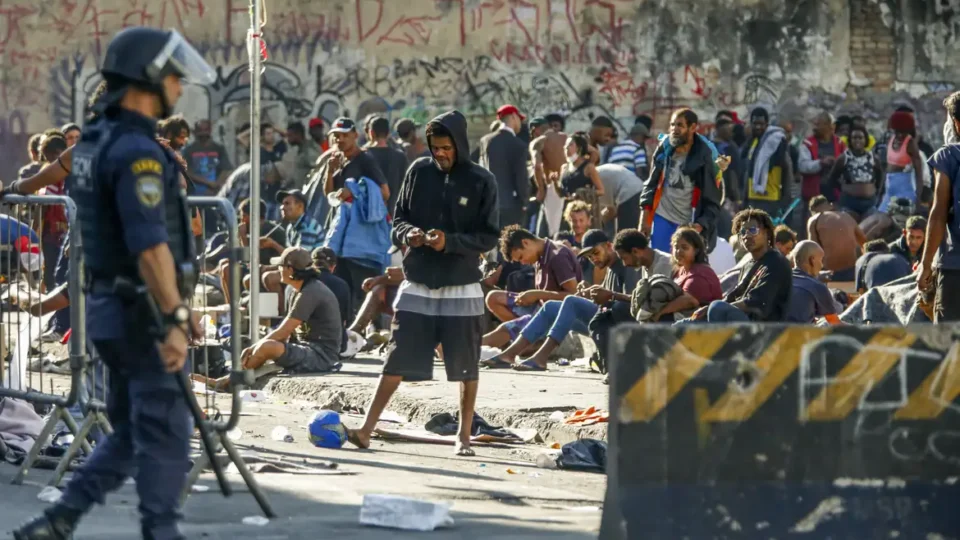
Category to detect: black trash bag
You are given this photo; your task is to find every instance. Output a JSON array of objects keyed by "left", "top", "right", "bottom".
[
  {"left": 424, "top": 412, "right": 519, "bottom": 439},
  {"left": 556, "top": 439, "right": 607, "bottom": 473}
]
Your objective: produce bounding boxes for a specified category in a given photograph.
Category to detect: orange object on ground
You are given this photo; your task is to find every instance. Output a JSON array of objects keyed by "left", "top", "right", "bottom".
[{"left": 563, "top": 406, "right": 609, "bottom": 425}]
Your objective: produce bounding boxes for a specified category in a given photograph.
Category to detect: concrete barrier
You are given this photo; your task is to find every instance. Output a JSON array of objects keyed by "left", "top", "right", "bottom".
[{"left": 599, "top": 324, "right": 960, "bottom": 539}]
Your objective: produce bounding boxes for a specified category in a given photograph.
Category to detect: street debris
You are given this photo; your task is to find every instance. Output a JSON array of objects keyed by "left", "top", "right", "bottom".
[
  {"left": 37, "top": 486, "right": 61, "bottom": 503},
  {"left": 240, "top": 390, "right": 269, "bottom": 402},
  {"left": 242, "top": 516, "right": 270, "bottom": 526},
  {"left": 506, "top": 468, "right": 518, "bottom": 474},
  {"left": 548, "top": 411, "right": 565, "bottom": 422},
  {"left": 359, "top": 494, "right": 454, "bottom": 531},
  {"left": 226, "top": 428, "right": 243, "bottom": 441},
  {"left": 563, "top": 406, "right": 609, "bottom": 425},
  {"left": 271, "top": 426, "right": 294, "bottom": 442},
  {"left": 191, "top": 485, "right": 210, "bottom": 493}
]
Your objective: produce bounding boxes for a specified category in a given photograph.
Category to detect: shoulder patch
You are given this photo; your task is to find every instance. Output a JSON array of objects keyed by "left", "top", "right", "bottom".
[
  {"left": 131, "top": 158, "right": 162, "bottom": 176},
  {"left": 136, "top": 175, "right": 164, "bottom": 208}
]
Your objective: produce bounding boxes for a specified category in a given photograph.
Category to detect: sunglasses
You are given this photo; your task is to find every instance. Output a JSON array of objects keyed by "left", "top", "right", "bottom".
[{"left": 738, "top": 226, "right": 760, "bottom": 237}]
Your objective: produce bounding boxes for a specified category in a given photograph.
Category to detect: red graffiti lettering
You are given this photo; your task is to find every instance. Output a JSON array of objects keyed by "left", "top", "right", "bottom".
[
  {"left": 356, "top": 0, "right": 384, "bottom": 43},
  {"left": 0, "top": 3, "right": 36, "bottom": 48},
  {"left": 582, "top": 0, "right": 625, "bottom": 48},
  {"left": 684, "top": 65, "right": 710, "bottom": 99},
  {"left": 598, "top": 69, "right": 649, "bottom": 108},
  {"left": 489, "top": 38, "right": 623, "bottom": 67},
  {"left": 224, "top": 0, "right": 249, "bottom": 46},
  {"left": 493, "top": 1, "right": 541, "bottom": 47},
  {"left": 376, "top": 15, "right": 443, "bottom": 46}
]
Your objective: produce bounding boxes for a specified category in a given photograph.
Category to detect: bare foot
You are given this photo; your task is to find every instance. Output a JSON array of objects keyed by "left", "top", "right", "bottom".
[
  {"left": 347, "top": 428, "right": 371, "bottom": 449},
  {"left": 454, "top": 440, "right": 475, "bottom": 457}
]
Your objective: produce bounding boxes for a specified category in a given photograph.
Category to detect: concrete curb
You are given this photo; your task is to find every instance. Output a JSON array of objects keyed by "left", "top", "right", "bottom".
[{"left": 264, "top": 376, "right": 608, "bottom": 445}]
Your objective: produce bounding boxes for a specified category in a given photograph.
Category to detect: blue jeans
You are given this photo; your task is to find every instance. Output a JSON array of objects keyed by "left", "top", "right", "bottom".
[
  {"left": 520, "top": 296, "right": 599, "bottom": 344},
  {"left": 675, "top": 300, "right": 750, "bottom": 324},
  {"left": 651, "top": 214, "right": 679, "bottom": 253},
  {"left": 67, "top": 338, "right": 109, "bottom": 444}
]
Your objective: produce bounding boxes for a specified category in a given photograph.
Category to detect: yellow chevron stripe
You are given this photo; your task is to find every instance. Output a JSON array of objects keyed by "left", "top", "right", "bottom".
[
  {"left": 618, "top": 327, "right": 737, "bottom": 424},
  {"left": 700, "top": 327, "right": 829, "bottom": 423},
  {"left": 894, "top": 343, "right": 960, "bottom": 420},
  {"left": 804, "top": 328, "right": 915, "bottom": 421}
]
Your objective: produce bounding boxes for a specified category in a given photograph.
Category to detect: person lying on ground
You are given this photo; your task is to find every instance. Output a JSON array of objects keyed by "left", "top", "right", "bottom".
[
  {"left": 217, "top": 247, "right": 343, "bottom": 388},
  {"left": 785, "top": 240, "right": 841, "bottom": 324},
  {"left": 484, "top": 226, "right": 582, "bottom": 343},
  {"left": 481, "top": 228, "right": 642, "bottom": 372},
  {"left": 681, "top": 209, "right": 792, "bottom": 323}
]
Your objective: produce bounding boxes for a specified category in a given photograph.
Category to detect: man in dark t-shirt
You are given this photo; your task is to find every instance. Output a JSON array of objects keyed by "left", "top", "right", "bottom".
[
  {"left": 234, "top": 248, "right": 342, "bottom": 379},
  {"left": 312, "top": 247, "right": 352, "bottom": 353},
  {"left": 365, "top": 116, "right": 409, "bottom": 214},
  {"left": 323, "top": 117, "right": 389, "bottom": 203},
  {"left": 856, "top": 240, "right": 912, "bottom": 292}
]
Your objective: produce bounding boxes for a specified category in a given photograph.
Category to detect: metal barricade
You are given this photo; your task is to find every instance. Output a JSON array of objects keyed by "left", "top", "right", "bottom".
[
  {"left": 182, "top": 196, "right": 274, "bottom": 517},
  {"left": 0, "top": 194, "right": 91, "bottom": 484}
]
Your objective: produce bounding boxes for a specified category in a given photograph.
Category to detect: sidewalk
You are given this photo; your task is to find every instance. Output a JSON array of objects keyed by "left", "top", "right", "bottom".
[{"left": 264, "top": 354, "right": 609, "bottom": 444}]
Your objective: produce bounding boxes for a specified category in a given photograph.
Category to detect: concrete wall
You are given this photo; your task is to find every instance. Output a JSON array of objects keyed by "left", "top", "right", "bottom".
[{"left": 0, "top": 0, "right": 952, "bottom": 179}]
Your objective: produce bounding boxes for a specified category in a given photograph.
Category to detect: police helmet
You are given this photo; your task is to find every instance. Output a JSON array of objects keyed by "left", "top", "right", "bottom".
[{"left": 97, "top": 27, "right": 215, "bottom": 117}]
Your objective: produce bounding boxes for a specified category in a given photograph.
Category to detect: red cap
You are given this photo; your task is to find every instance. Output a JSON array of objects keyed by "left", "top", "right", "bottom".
[
  {"left": 308, "top": 118, "right": 324, "bottom": 129},
  {"left": 497, "top": 104, "right": 526, "bottom": 121}
]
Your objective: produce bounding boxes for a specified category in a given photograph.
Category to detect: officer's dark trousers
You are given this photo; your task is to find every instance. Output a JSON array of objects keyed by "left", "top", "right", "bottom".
[{"left": 60, "top": 338, "right": 192, "bottom": 540}]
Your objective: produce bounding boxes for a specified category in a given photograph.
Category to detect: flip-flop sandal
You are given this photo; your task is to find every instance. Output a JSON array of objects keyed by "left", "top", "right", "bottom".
[
  {"left": 480, "top": 356, "right": 515, "bottom": 369},
  {"left": 454, "top": 443, "right": 476, "bottom": 457},
  {"left": 512, "top": 359, "right": 547, "bottom": 372}
]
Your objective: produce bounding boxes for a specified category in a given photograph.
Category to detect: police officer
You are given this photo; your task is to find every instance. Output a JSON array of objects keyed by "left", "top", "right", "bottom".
[{"left": 13, "top": 27, "right": 215, "bottom": 540}]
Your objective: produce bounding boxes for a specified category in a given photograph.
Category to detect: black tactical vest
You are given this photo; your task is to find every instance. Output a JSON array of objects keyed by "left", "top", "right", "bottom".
[{"left": 70, "top": 113, "right": 194, "bottom": 285}]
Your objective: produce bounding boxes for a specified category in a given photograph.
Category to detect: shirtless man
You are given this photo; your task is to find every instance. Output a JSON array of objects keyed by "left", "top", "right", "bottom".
[
  {"left": 807, "top": 195, "right": 867, "bottom": 282},
  {"left": 529, "top": 113, "right": 568, "bottom": 202}
]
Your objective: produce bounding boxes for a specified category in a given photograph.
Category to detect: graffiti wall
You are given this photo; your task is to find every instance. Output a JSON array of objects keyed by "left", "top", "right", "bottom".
[{"left": 0, "top": 0, "right": 951, "bottom": 180}]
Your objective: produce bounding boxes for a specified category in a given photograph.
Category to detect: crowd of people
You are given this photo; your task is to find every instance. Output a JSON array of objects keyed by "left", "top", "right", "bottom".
[{"left": 7, "top": 85, "right": 960, "bottom": 453}]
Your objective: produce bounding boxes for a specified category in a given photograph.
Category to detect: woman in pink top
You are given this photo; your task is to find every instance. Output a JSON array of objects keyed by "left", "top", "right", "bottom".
[
  {"left": 880, "top": 111, "right": 924, "bottom": 212},
  {"left": 652, "top": 226, "right": 722, "bottom": 320}
]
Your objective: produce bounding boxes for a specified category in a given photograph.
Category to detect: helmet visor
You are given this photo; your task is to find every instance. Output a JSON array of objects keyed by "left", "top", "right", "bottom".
[{"left": 151, "top": 30, "right": 216, "bottom": 85}]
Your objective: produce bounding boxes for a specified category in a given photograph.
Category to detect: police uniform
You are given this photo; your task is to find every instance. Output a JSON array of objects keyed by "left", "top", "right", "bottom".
[{"left": 14, "top": 26, "right": 215, "bottom": 540}]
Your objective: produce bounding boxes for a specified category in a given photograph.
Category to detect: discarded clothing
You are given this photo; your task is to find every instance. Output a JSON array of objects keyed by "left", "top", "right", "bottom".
[
  {"left": 0, "top": 397, "right": 43, "bottom": 454},
  {"left": 424, "top": 412, "right": 518, "bottom": 440},
  {"left": 556, "top": 439, "right": 607, "bottom": 473},
  {"left": 840, "top": 274, "right": 929, "bottom": 325}
]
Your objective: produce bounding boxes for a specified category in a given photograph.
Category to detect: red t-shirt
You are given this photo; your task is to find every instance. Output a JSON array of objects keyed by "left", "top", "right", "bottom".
[
  {"left": 40, "top": 181, "right": 68, "bottom": 237},
  {"left": 674, "top": 263, "right": 722, "bottom": 306}
]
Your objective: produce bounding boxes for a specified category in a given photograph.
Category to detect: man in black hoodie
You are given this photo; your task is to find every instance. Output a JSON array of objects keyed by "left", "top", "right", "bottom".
[{"left": 347, "top": 110, "right": 499, "bottom": 457}]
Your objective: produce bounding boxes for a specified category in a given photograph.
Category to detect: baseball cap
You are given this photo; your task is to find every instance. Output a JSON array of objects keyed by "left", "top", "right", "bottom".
[
  {"left": 577, "top": 229, "right": 610, "bottom": 258},
  {"left": 629, "top": 123, "right": 649, "bottom": 137},
  {"left": 275, "top": 189, "right": 307, "bottom": 206},
  {"left": 312, "top": 246, "right": 338, "bottom": 269},
  {"left": 308, "top": 118, "right": 324, "bottom": 129},
  {"left": 529, "top": 116, "right": 548, "bottom": 128},
  {"left": 328, "top": 117, "right": 356, "bottom": 134},
  {"left": 394, "top": 118, "right": 420, "bottom": 139},
  {"left": 270, "top": 246, "right": 313, "bottom": 269},
  {"left": 497, "top": 104, "right": 526, "bottom": 121}
]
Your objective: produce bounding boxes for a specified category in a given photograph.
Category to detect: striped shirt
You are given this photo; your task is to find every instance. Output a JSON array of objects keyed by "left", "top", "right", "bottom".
[
  {"left": 286, "top": 214, "right": 323, "bottom": 251},
  {"left": 607, "top": 140, "right": 648, "bottom": 175},
  {"left": 393, "top": 281, "right": 485, "bottom": 317}
]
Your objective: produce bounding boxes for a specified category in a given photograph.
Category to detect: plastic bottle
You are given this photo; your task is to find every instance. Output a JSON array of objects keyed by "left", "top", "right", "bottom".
[{"left": 200, "top": 315, "right": 217, "bottom": 340}]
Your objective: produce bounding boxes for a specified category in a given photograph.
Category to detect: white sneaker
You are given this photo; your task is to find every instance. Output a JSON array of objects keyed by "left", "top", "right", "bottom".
[{"left": 341, "top": 330, "right": 367, "bottom": 359}]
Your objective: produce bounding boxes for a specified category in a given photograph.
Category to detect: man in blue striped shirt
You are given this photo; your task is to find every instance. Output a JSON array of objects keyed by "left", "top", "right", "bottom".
[
  {"left": 276, "top": 189, "right": 323, "bottom": 251},
  {"left": 606, "top": 123, "right": 650, "bottom": 179}
]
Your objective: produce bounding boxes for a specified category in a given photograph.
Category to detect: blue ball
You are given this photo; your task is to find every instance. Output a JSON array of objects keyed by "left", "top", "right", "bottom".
[{"left": 308, "top": 410, "right": 347, "bottom": 449}]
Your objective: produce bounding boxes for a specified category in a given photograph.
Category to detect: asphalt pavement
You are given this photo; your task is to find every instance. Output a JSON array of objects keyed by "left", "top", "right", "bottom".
[{"left": 0, "top": 398, "right": 605, "bottom": 539}]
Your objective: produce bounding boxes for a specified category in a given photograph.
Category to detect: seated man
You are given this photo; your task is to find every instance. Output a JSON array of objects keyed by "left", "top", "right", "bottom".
[
  {"left": 482, "top": 229, "right": 637, "bottom": 371},
  {"left": 484, "top": 225, "right": 582, "bottom": 346},
  {"left": 347, "top": 261, "right": 404, "bottom": 349},
  {"left": 257, "top": 189, "right": 323, "bottom": 312},
  {"left": 230, "top": 247, "right": 342, "bottom": 378},
  {"left": 855, "top": 239, "right": 913, "bottom": 293},
  {"left": 685, "top": 209, "right": 792, "bottom": 323},
  {"left": 785, "top": 240, "right": 840, "bottom": 324},
  {"left": 217, "top": 198, "right": 286, "bottom": 304},
  {"left": 888, "top": 215, "right": 925, "bottom": 267},
  {"left": 311, "top": 247, "right": 353, "bottom": 353},
  {"left": 807, "top": 195, "right": 866, "bottom": 281},
  {"left": 774, "top": 224, "right": 797, "bottom": 257}
]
